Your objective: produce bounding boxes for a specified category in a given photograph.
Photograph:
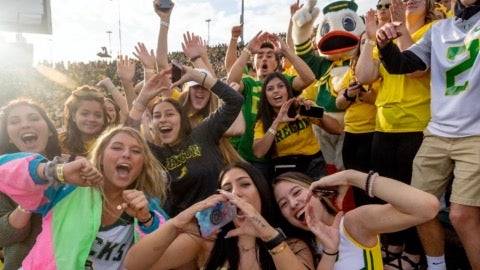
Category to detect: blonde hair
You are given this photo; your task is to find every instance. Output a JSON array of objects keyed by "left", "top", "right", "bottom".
[{"left": 90, "top": 126, "right": 168, "bottom": 202}]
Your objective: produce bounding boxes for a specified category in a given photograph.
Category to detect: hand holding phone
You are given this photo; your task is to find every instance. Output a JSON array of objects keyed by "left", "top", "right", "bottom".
[
  {"left": 299, "top": 105, "right": 324, "bottom": 118},
  {"left": 155, "top": 0, "right": 173, "bottom": 12},
  {"left": 171, "top": 61, "right": 183, "bottom": 83},
  {"left": 312, "top": 188, "right": 338, "bottom": 198},
  {"left": 195, "top": 202, "right": 236, "bottom": 237}
]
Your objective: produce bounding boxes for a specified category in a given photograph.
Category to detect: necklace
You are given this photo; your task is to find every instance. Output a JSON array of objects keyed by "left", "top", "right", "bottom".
[{"left": 240, "top": 245, "right": 255, "bottom": 252}]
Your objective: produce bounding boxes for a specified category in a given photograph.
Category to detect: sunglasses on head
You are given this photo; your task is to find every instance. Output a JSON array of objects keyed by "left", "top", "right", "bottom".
[
  {"left": 376, "top": 3, "right": 391, "bottom": 9},
  {"left": 72, "top": 87, "right": 104, "bottom": 98}
]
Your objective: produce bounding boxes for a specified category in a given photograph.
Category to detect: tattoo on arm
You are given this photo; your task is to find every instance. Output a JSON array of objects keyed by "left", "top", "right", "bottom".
[{"left": 250, "top": 216, "right": 266, "bottom": 227}]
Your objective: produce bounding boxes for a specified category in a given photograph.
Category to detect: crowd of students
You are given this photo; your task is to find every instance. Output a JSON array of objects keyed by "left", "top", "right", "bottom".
[{"left": 1, "top": 0, "right": 478, "bottom": 269}]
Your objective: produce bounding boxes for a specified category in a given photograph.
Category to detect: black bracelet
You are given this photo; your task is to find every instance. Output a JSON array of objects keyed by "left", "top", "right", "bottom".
[
  {"left": 264, "top": 228, "right": 287, "bottom": 250},
  {"left": 190, "top": 55, "right": 201, "bottom": 62},
  {"left": 138, "top": 212, "right": 154, "bottom": 226},
  {"left": 322, "top": 249, "right": 339, "bottom": 256},
  {"left": 343, "top": 89, "right": 356, "bottom": 102}
]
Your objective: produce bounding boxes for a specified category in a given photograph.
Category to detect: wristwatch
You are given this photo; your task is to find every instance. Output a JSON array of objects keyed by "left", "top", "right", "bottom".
[{"left": 265, "top": 228, "right": 287, "bottom": 250}]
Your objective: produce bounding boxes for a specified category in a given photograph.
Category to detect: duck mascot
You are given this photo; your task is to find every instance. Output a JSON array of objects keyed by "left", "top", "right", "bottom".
[{"left": 292, "top": 0, "right": 365, "bottom": 176}]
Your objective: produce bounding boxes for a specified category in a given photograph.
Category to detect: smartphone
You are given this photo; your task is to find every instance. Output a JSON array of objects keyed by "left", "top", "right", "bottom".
[
  {"left": 195, "top": 202, "right": 236, "bottom": 237},
  {"left": 299, "top": 105, "right": 324, "bottom": 118},
  {"left": 171, "top": 61, "right": 183, "bottom": 83},
  {"left": 155, "top": 0, "right": 173, "bottom": 12},
  {"left": 312, "top": 188, "right": 338, "bottom": 198}
]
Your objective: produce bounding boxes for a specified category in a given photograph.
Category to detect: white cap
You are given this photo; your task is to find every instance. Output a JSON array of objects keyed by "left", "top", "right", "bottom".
[{"left": 187, "top": 68, "right": 212, "bottom": 87}]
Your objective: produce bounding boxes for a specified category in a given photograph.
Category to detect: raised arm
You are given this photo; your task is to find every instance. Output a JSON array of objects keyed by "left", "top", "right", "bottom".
[
  {"left": 272, "top": 34, "right": 315, "bottom": 92},
  {"left": 153, "top": 0, "right": 174, "bottom": 70},
  {"left": 376, "top": 22, "right": 428, "bottom": 74},
  {"left": 355, "top": 9, "right": 381, "bottom": 84},
  {"left": 308, "top": 170, "right": 439, "bottom": 243},
  {"left": 226, "top": 31, "right": 268, "bottom": 93},
  {"left": 133, "top": 42, "right": 157, "bottom": 81},
  {"left": 116, "top": 55, "right": 137, "bottom": 109},
  {"left": 225, "top": 24, "right": 243, "bottom": 73},
  {"left": 97, "top": 77, "right": 128, "bottom": 123},
  {"left": 182, "top": 31, "right": 216, "bottom": 76}
]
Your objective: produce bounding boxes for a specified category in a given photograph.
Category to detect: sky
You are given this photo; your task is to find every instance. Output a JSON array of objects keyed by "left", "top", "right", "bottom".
[{"left": 0, "top": 0, "right": 372, "bottom": 64}]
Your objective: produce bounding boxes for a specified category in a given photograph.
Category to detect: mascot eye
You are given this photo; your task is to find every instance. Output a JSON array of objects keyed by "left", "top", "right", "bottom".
[
  {"left": 320, "top": 22, "right": 330, "bottom": 36},
  {"left": 342, "top": 17, "right": 356, "bottom": 32}
]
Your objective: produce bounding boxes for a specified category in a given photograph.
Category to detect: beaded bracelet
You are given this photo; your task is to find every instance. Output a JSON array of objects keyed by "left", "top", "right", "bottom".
[
  {"left": 43, "top": 156, "right": 65, "bottom": 185},
  {"left": 365, "top": 170, "right": 376, "bottom": 197},
  {"left": 368, "top": 172, "right": 379, "bottom": 198}
]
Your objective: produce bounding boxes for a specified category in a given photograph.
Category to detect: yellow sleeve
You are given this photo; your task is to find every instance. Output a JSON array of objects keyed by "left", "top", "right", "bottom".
[{"left": 253, "top": 120, "right": 266, "bottom": 140}]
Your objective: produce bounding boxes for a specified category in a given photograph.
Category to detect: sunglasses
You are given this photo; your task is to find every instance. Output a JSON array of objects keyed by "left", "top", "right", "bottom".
[
  {"left": 376, "top": 3, "right": 391, "bottom": 9},
  {"left": 72, "top": 87, "right": 104, "bottom": 98}
]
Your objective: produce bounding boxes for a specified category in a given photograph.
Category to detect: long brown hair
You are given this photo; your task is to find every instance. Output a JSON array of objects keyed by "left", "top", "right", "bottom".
[
  {"left": 60, "top": 85, "right": 108, "bottom": 156},
  {"left": 0, "top": 99, "right": 61, "bottom": 159}
]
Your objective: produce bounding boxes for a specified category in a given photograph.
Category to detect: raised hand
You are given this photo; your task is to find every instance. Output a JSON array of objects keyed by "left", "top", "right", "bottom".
[
  {"left": 305, "top": 200, "right": 342, "bottom": 254},
  {"left": 136, "top": 68, "right": 171, "bottom": 104},
  {"left": 153, "top": 0, "right": 174, "bottom": 20},
  {"left": 182, "top": 31, "right": 208, "bottom": 59},
  {"left": 276, "top": 98, "right": 299, "bottom": 124},
  {"left": 117, "top": 55, "right": 136, "bottom": 83},
  {"left": 376, "top": 21, "right": 403, "bottom": 48},
  {"left": 290, "top": 0, "right": 303, "bottom": 17},
  {"left": 390, "top": 0, "right": 406, "bottom": 24},
  {"left": 133, "top": 42, "right": 156, "bottom": 70},
  {"left": 172, "top": 194, "right": 228, "bottom": 235},
  {"left": 231, "top": 24, "right": 243, "bottom": 39},
  {"left": 364, "top": 9, "right": 378, "bottom": 40},
  {"left": 307, "top": 171, "right": 352, "bottom": 211},
  {"left": 292, "top": 0, "right": 319, "bottom": 27}
]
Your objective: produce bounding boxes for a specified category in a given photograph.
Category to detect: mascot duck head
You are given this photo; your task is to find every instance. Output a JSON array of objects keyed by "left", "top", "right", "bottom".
[
  {"left": 292, "top": 0, "right": 364, "bottom": 61},
  {"left": 316, "top": 1, "right": 365, "bottom": 60}
]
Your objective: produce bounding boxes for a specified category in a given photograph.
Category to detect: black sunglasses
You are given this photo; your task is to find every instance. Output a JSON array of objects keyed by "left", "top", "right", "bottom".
[{"left": 376, "top": 3, "right": 391, "bottom": 9}]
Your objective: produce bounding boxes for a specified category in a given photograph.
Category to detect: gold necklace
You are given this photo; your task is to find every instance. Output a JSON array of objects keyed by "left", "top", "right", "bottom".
[{"left": 240, "top": 245, "right": 255, "bottom": 252}]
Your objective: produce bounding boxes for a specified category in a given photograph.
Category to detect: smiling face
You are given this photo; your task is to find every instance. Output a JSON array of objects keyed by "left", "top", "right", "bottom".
[
  {"left": 265, "top": 77, "right": 289, "bottom": 111},
  {"left": 151, "top": 101, "right": 181, "bottom": 145},
  {"left": 189, "top": 85, "right": 211, "bottom": 112},
  {"left": 220, "top": 167, "right": 262, "bottom": 213},
  {"left": 274, "top": 180, "right": 310, "bottom": 230},
  {"left": 6, "top": 104, "right": 51, "bottom": 155},
  {"left": 73, "top": 100, "right": 105, "bottom": 138},
  {"left": 101, "top": 132, "right": 144, "bottom": 190}
]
